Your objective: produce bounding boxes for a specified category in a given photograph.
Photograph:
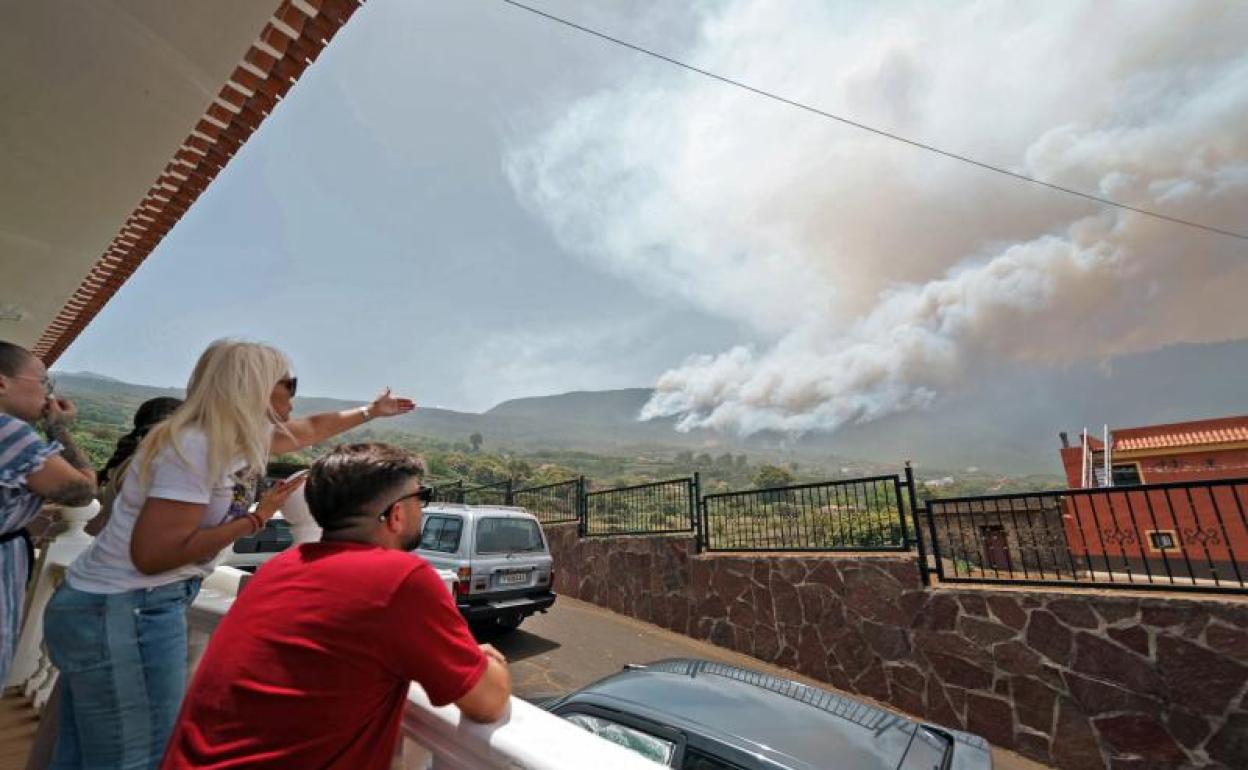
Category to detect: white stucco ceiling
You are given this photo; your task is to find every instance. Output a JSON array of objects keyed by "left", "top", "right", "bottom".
[{"left": 0, "top": 0, "right": 281, "bottom": 350}]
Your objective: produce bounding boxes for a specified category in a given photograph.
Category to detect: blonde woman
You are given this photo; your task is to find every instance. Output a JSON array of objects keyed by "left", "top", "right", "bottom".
[{"left": 43, "top": 340, "right": 414, "bottom": 770}]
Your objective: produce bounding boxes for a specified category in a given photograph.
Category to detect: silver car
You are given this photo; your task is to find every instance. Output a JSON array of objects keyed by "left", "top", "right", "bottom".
[{"left": 414, "top": 503, "right": 556, "bottom": 633}]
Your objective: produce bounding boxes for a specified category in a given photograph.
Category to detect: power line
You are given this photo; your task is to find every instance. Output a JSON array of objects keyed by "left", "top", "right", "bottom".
[{"left": 496, "top": 0, "right": 1248, "bottom": 244}]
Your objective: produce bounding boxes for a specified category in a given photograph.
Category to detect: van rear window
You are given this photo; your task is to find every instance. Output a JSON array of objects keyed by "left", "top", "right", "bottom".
[
  {"left": 475, "top": 518, "right": 544, "bottom": 554},
  {"left": 420, "top": 516, "right": 463, "bottom": 553}
]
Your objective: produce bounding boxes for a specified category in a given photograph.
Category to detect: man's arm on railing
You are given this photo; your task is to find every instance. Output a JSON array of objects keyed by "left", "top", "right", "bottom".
[{"left": 456, "top": 644, "right": 512, "bottom": 723}]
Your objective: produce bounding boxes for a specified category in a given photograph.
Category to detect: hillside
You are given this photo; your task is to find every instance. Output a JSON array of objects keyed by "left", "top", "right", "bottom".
[
  {"left": 52, "top": 373, "right": 760, "bottom": 462},
  {"left": 52, "top": 338, "right": 1247, "bottom": 475}
]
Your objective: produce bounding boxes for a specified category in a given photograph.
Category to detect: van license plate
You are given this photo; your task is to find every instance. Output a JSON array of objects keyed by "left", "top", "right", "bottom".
[{"left": 500, "top": 572, "right": 528, "bottom": 585}]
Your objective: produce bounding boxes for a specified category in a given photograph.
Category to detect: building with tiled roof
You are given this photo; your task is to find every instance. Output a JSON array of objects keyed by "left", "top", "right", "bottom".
[
  {"left": 1059, "top": 415, "right": 1248, "bottom": 488},
  {"left": 1111, "top": 416, "right": 1248, "bottom": 454}
]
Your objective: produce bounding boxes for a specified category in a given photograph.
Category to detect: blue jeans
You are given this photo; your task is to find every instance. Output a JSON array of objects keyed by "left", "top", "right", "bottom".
[{"left": 44, "top": 578, "right": 202, "bottom": 770}]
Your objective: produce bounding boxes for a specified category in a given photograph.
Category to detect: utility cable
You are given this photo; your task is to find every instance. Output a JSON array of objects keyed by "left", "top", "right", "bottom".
[{"left": 497, "top": 0, "right": 1248, "bottom": 243}]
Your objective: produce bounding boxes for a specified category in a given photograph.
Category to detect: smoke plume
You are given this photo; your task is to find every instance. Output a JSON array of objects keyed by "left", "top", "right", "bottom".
[{"left": 506, "top": 0, "right": 1248, "bottom": 435}]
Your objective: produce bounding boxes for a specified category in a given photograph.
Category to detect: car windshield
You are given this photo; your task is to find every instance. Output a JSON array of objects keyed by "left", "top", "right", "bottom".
[
  {"left": 475, "top": 517, "right": 544, "bottom": 554},
  {"left": 564, "top": 714, "right": 676, "bottom": 765}
]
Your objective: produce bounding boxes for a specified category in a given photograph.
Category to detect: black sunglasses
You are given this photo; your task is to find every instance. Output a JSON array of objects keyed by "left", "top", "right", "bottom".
[
  {"left": 278, "top": 376, "right": 298, "bottom": 397},
  {"left": 377, "top": 486, "right": 433, "bottom": 521}
]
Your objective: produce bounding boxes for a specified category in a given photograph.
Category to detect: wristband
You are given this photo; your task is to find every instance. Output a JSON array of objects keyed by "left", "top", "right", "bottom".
[{"left": 245, "top": 512, "right": 265, "bottom": 534}]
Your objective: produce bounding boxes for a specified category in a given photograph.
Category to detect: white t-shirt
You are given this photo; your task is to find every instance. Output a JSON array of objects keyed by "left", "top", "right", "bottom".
[{"left": 67, "top": 428, "right": 254, "bottom": 593}]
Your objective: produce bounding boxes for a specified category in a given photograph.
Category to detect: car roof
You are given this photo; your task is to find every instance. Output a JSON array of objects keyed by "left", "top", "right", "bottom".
[
  {"left": 423, "top": 503, "right": 537, "bottom": 519},
  {"left": 557, "top": 659, "right": 921, "bottom": 770}
]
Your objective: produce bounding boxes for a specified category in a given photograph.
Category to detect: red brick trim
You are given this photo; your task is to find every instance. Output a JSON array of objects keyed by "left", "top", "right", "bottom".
[{"left": 33, "top": 0, "right": 365, "bottom": 363}]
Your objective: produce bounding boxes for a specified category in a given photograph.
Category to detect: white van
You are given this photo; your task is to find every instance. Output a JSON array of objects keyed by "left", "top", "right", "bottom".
[{"left": 414, "top": 503, "right": 556, "bottom": 633}]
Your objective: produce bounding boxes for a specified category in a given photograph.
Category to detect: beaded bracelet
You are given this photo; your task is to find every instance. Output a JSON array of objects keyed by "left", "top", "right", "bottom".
[{"left": 245, "top": 511, "right": 265, "bottom": 534}]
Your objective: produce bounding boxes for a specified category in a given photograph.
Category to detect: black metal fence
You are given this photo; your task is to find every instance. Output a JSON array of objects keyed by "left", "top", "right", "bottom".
[
  {"left": 424, "top": 465, "right": 1248, "bottom": 596},
  {"left": 584, "top": 476, "right": 699, "bottom": 537},
  {"left": 462, "top": 480, "right": 512, "bottom": 506},
  {"left": 922, "top": 478, "right": 1248, "bottom": 594},
  {"left": 513, "top": 477, "right": 585, "bottom": 525},
  {"left": 700, "top": 474, "right": 911, "bottom": 552},
  {"left": 429, "top": 480, "right": 464, "bottom": 504},
  {"left": 429, "top": 480, "right": 511, "bottom": 505}
]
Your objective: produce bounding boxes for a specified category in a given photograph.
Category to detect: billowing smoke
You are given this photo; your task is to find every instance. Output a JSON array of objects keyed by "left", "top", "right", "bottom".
[{"left": 506, "top": 0, "right": 1248, "bottom": 435}]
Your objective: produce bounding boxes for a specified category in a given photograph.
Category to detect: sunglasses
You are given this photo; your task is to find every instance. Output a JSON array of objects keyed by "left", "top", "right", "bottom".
[
  {"left": 278, "top": 376, "right": 298, "bottom": 397},
  {"left": 377, "top": 486, "right": 433, "bottom": 521},
  {"left": 11, "top": 374, "right": 54, "bottom": 396}
]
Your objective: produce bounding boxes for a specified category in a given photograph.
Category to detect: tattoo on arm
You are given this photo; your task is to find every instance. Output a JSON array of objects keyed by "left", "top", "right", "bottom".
[
  {"left": 45, "top": 422, "right": 93, "bottom": 473},
  {"left": 45, "top": 478, "right": 97, "bottom": 506}
]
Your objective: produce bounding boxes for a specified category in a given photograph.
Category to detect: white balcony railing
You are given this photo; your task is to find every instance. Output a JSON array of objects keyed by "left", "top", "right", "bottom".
[
  {"left": 397, "top": 684, "right": 667, "bottom": 770},
  {"left": 15, "top": 500, "right": 666, "bottom": 770}
]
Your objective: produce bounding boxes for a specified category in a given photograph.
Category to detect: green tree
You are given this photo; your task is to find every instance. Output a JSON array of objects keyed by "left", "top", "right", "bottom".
[
  {"left": 505, "top": 457, "right": 532, "bottom": 482},
  {"left": 444, "top": 451, "right": 471, "bottom": 476},
  {"left": 754, "top": 464, "right": 795, "bottom": 490},
  {"left": 469, "top": 432, "right": 483, "bottom": 452},
  {"left": 467, "top": 455, "right": 509, "bottom": 484}
]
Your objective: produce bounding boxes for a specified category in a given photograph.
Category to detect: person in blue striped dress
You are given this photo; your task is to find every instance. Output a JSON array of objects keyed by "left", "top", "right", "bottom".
[{"left": 0, "top": 341, "right": 97, "bottom": 686}]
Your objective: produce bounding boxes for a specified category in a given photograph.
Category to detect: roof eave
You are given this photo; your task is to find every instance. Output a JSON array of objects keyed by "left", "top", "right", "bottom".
[{"left": 32, "top": 0, "right": 366, "bottom": 364}]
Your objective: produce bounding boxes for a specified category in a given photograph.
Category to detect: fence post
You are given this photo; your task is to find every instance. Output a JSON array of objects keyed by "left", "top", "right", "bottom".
[
  {"left": 690, "top": 473, "right": 702, "bottom": 553},
  {"left": 504, "top": 478, "right": 514, "bottom": 506},
  {"left": 576, "top": 476, "right": 587, "bottom": 538},
  {"left": 904, "top": 462, "right": 931, "bottom": 586},
  {"left": 922, "top": 501, "right": 945, "bottom": 584},
  {"left": 698, "top": 498, "right": 708, "bottom": 554}
]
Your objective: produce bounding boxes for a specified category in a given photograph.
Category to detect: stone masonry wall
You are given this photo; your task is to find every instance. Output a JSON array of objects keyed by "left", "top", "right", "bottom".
[{"left": 545, "top": 524, "right": 1248, "bottom": 770}]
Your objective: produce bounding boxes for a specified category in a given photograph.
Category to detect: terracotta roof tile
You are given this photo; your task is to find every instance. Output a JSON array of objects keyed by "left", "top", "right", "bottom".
[{"left": 1112, "top": 417, "right": 1248, "bottom": 452}]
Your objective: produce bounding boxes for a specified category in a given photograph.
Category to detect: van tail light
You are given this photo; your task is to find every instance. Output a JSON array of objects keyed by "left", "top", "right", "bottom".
[{"left": 456, "top": 567, "right": 472, "bottom": 599}]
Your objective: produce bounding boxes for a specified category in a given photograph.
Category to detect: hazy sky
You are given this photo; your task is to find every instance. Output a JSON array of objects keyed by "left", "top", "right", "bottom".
[
  {"left": 58, "top": 0, "right": 746, "bottom": 411},
  {"left": 59, "top": 0, "right": 1247, "bottom": 426}
]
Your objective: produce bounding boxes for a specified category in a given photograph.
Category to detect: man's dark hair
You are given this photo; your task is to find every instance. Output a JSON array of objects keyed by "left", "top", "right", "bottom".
[
  {"left": 305, "top": 443, "right": 425, "bottom": 531},
  {"left": 0, "top": 341, "right": 33, "bottom": 377}
]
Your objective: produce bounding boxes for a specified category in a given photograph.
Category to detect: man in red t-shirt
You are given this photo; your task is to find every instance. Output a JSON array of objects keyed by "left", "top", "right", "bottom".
[{"left": 162, "top": 443, "right": 511, "bottom": 770}]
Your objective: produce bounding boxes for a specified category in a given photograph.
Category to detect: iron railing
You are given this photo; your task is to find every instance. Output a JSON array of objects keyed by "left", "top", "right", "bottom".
[
  {"left": 584, "top": 476, "right": 699, "bottom": 537},
  {"left": 461, "top": 480, "right": 513, "bottom": 506},
  {"left": 923, "top": 478, "right": 1248, "bottom": 594},
  {"left": 429, "top": 480, "right": 515, "bottom": 506},
  {"left": 700, "top": 474, "right": 910, "bottom": 552},
  {"left": 425, "top": 467, "right": 1248, "bottom": 597},
  {"left": 429, "top": 480, "right": 465, "bottom": 504},
  {"left": 513, "top": 478, "right": 585, "bottom": 525}
]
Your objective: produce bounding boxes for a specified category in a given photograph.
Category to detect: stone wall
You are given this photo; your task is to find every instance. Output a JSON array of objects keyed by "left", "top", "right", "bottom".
[{"left": 545, "top": 524, "right": 1248, "bottom": 770}]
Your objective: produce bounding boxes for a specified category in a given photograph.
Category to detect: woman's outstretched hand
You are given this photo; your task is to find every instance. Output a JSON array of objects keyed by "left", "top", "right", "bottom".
[{"left": 369, "top": 388, "right": 416, "bottom": 418}]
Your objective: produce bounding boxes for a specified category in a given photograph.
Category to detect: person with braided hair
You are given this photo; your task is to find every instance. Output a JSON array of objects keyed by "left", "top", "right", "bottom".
[
  {"left": 99, "top": 397, "right": 184, "bottom": 488},
  {"left": 88, "top": 397, "right": 183, "bottom": 536}
]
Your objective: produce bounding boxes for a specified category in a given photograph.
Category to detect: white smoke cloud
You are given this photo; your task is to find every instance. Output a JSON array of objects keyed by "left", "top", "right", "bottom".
[{"left": 506, "top": 0, "right": 1248, "bottom": 435}]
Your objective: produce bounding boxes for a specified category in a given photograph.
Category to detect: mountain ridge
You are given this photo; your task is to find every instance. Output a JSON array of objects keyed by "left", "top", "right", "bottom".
[{"left": 54, "top": 339, "right": 1247, "bottom": 475}]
